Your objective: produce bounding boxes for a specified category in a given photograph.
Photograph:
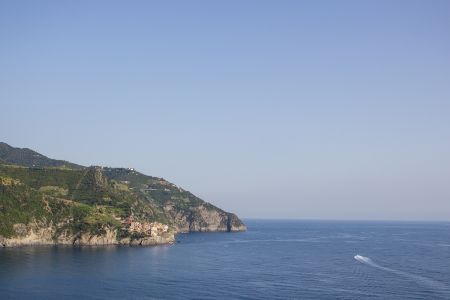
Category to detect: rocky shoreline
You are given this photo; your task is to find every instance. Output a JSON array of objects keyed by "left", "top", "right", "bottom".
[
  {"left": 0, "top": 215, "right": 246, "bottom": 248},
  {"left": 0, "top": 221, "right": 176, "bottom": 247}
]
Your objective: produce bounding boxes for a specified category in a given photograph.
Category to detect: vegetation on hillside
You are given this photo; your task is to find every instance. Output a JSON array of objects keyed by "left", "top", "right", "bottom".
[
  {"left": 0, "top": 142, "right": 83, "bottom": 169},
  {"left": 0, "top": 142, "right": 245, "bottom": 241}
]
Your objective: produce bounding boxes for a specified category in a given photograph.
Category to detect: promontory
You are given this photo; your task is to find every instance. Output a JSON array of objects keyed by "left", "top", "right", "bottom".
[{"left": 0, "top": 142, "right": 246, "bottom": 247}]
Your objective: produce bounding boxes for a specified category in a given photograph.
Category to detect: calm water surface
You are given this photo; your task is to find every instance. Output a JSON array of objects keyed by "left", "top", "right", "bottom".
[{"left": 1, "top": 220, "right": 450, "bottom": 299}]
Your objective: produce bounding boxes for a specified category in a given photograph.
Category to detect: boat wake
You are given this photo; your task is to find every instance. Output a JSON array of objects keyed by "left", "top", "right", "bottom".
[
  {"left": 354, "top": 254, "right": 450, "bottom": 295},
  {"left": 354, "top": 255, "right": 373, "bottom": 265}
]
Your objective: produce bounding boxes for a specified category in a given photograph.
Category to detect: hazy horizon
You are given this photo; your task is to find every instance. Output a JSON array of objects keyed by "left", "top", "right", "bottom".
[{"left": 1, "top": 1, "right": 449, "bottom": 221}]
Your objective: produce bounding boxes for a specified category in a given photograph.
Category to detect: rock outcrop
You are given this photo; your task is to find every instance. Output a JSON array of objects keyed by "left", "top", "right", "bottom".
[
  {"left": 0, "top": 221, "right": 175, "bottom": 247},
  {"left": 164, "top": 204, "right": 247, "bottom": 232}
]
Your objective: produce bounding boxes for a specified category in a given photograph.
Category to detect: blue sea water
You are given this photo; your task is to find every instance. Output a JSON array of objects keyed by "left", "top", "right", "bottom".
[{"left": 1, "top": 220, "right": 450, "bottom": 299}]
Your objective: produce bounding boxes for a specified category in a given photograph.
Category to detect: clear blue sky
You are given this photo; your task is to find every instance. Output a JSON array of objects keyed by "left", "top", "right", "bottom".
[{"left": 1, "top": 0, "right": 449, "bottom": 220}]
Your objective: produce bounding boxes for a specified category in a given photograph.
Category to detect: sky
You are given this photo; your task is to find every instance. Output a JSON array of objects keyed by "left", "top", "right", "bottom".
[{"left": 1, "top": 0, "right": 450, "bottom": 220}]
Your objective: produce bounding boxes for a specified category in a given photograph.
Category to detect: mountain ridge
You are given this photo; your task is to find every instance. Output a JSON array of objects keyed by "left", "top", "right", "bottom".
[{"left": 0, "top": 142, "right": 84, "bottom": 169}]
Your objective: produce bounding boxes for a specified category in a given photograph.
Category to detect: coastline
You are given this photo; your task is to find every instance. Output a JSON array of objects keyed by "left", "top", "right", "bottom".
[{"left": 0, "top": 223, "right": 246, "bottom": 248}]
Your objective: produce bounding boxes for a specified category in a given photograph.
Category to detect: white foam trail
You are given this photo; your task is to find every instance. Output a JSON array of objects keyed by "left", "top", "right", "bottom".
[
  {"left": 354, "top": 255, "right": 373, "bottom": 265},
  {"left": 354, "top": 254, "right": 450, "bottom": 295}
]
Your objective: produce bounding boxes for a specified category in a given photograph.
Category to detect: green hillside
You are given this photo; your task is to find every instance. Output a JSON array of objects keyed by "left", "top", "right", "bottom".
[
  {"left": 0, "top": 143, "right": 245, "bottom": 245},
  {"left": 0, "top": 142, "right": 84, "bottom": 169}
]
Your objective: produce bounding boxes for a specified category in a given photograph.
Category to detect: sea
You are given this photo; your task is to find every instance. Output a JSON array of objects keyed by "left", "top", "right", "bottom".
[{"left": 1, "top": 220, "right": 450, "bottom": 299}]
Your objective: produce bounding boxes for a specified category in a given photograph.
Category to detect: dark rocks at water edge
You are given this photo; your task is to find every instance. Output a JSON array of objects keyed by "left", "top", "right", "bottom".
[{"left": 0, "top": 142, "right": 246, "bottom": 247}]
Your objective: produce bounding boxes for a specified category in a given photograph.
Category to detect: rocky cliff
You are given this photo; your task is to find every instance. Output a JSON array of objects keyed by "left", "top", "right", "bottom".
[
  {"left": 0, "top": 221, "right": 174, "bottom": 247},
  {"left": 0, "top": 143, "right": 246, "bottom": 247},
  {"left": 164, "top": 203, "right": 247, "bottom": 232}
]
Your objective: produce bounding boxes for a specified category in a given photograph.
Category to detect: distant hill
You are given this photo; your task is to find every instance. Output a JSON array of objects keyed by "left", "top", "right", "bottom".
[
  {"left": 0, "top": 142, "right": 245, "bottom": 247},
  {"left": 0, "top": 142, "right": 84, "bottom": 169}
]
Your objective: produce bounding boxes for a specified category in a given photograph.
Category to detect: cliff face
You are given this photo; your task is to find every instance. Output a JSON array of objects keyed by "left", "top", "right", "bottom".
[
  {"left": 0, "top": 221, "right": 175, "bottom": 247},
  {"left": 0, "top": 142, "right": 245, "bottom": 247},
  {"left": 164, "top": 204, "right": 246, "bottom": 232}
]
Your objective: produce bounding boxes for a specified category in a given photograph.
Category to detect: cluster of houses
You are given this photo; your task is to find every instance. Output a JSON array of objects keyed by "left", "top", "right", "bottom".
[{"left": 123, "top": 217, "right": 169, "bottom": 236}]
